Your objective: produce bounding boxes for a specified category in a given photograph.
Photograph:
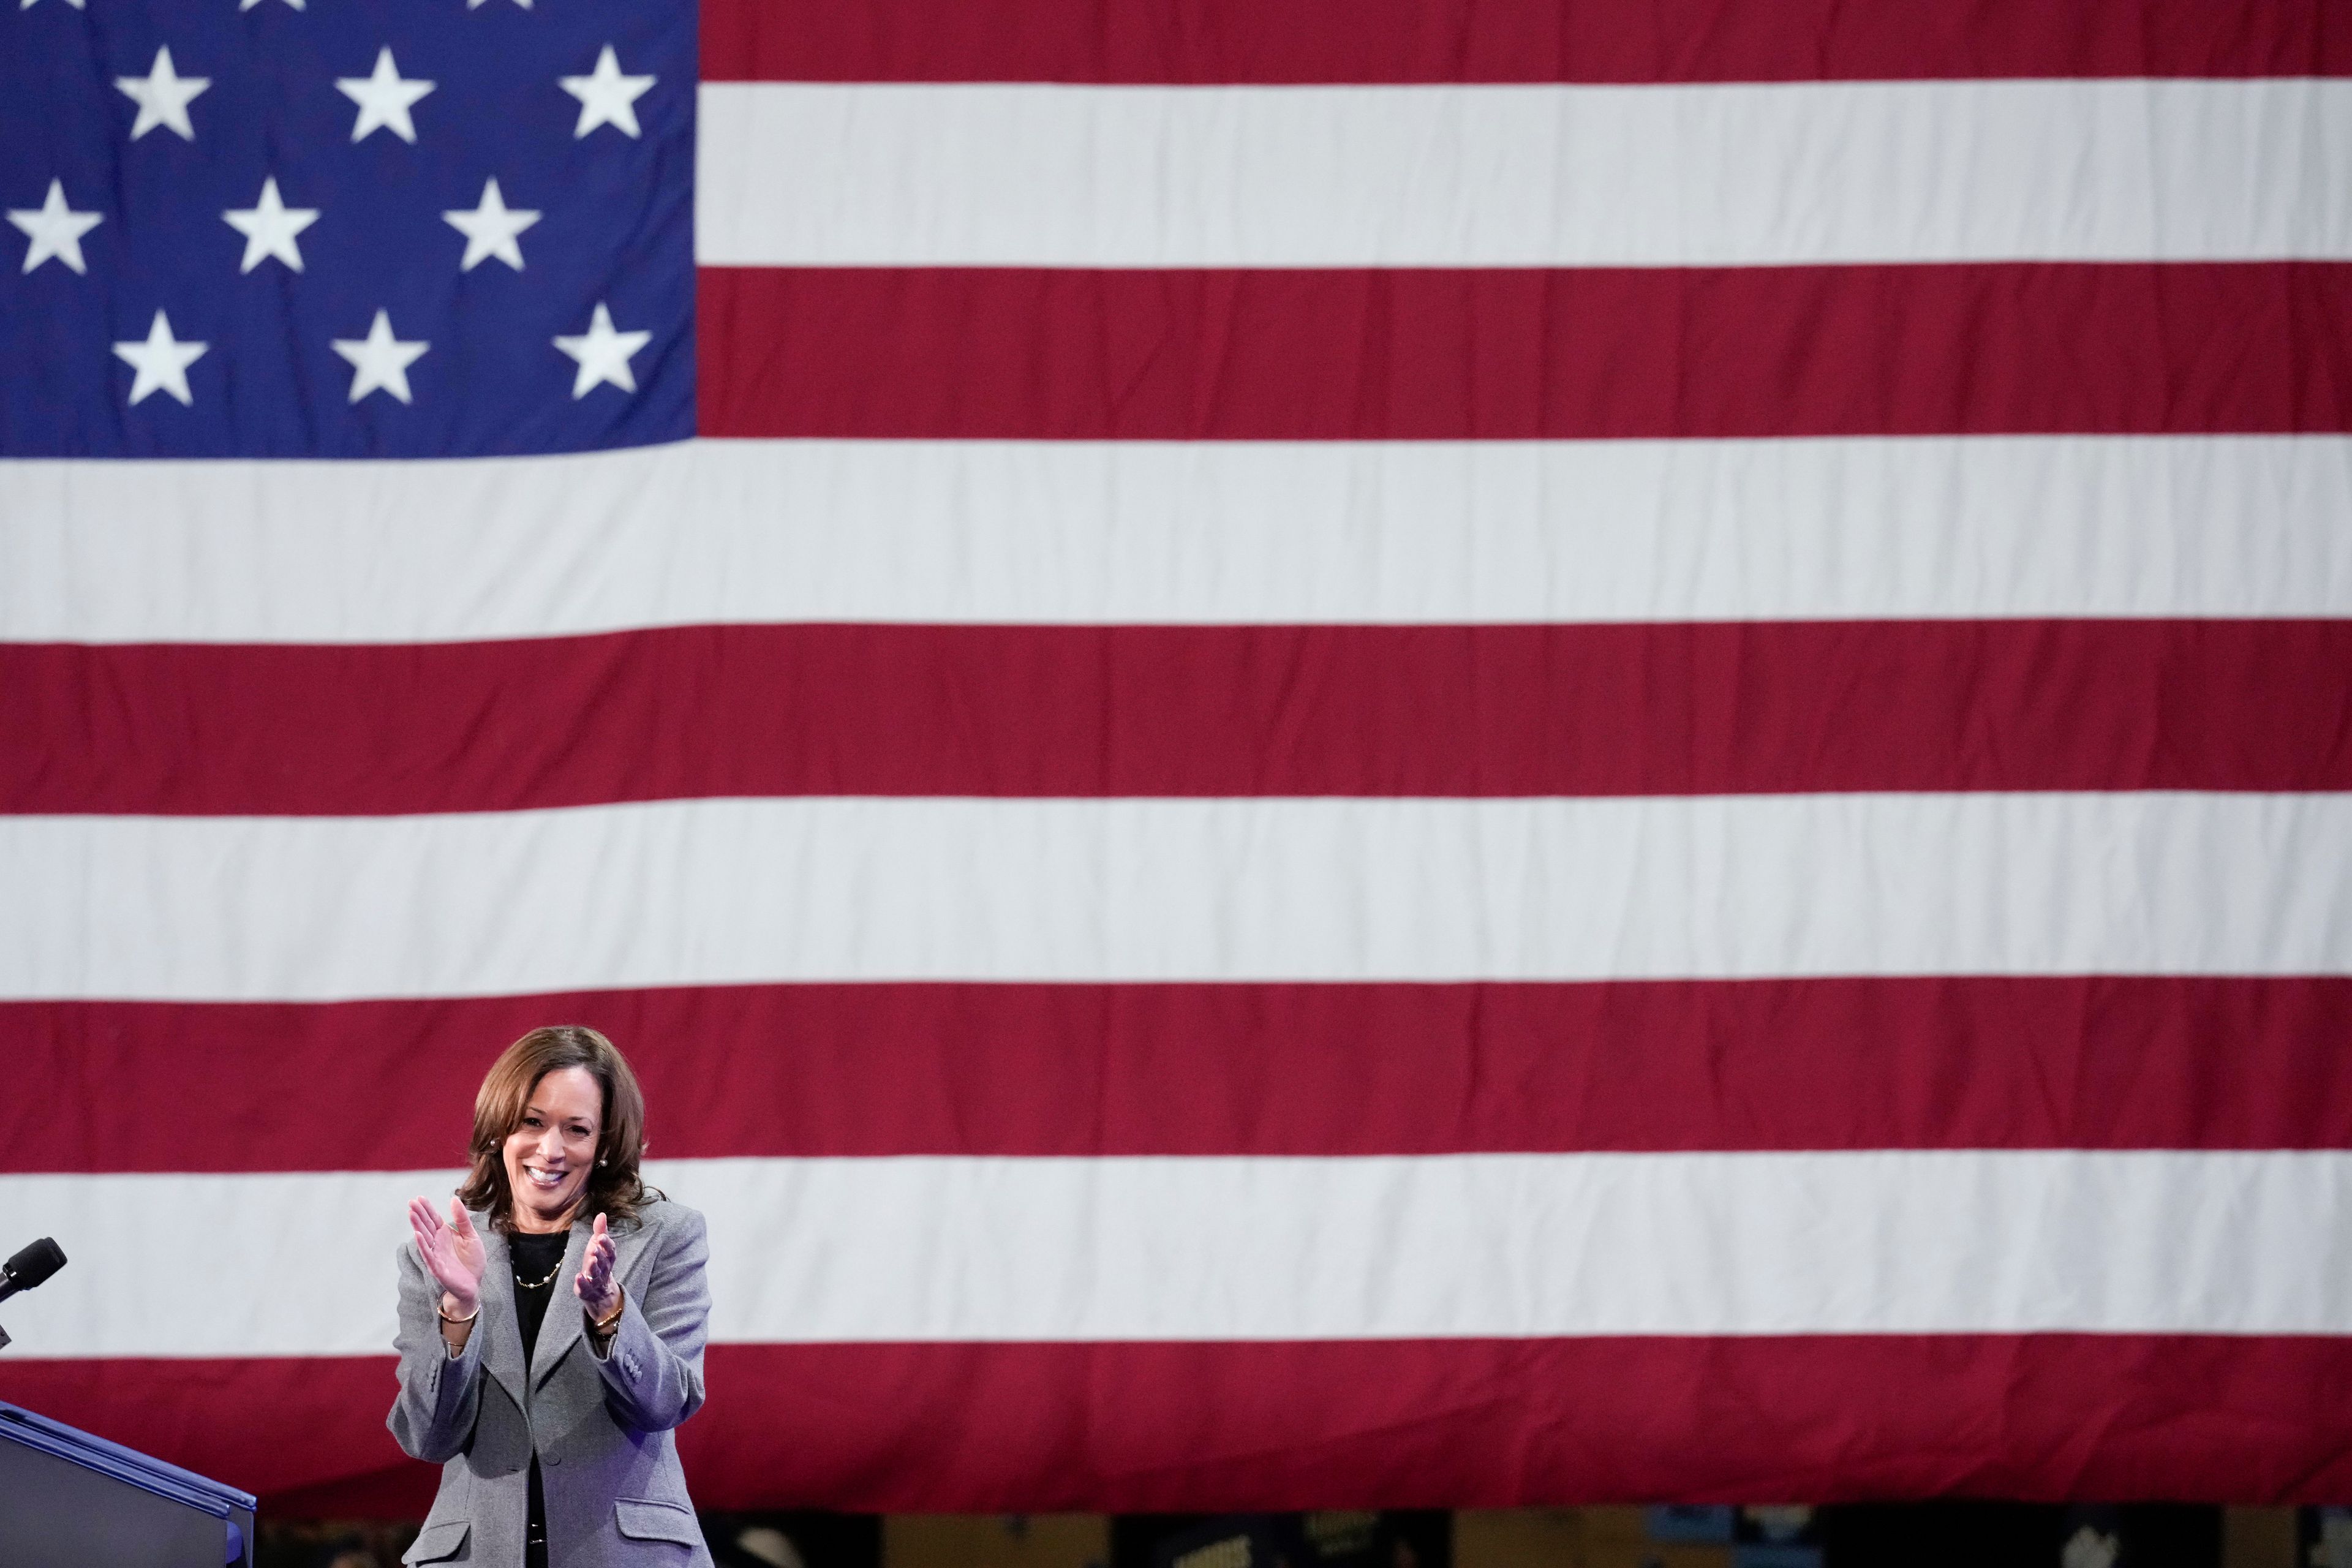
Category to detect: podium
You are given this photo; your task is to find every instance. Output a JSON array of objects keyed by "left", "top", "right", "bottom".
[{"left": 0, "top": 1401, "right": 256, "bottom": 1567}]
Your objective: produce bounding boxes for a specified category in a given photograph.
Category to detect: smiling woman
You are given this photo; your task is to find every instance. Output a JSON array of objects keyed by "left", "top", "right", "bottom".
[
  {"left": 458, "top": 1027, "right": 654, "bottom": 1235},
  {"left": 394, "top": 1025, "right": 714, "bottom": 1567}
]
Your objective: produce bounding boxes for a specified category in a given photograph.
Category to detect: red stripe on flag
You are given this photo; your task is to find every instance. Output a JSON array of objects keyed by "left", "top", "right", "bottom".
[
  {"left": 13, "top": 620, "right": 2349, "bottom": 815},
  {"left": 8, "top": 978, "right": 2348, "bottom": 1170},
  {"left": 698, "top": 265, "right": 2352, "bottom": 440},
  {"left": 7, "top": 1335, "right": 2350, "bottom": 1513},
  {"left": 700, "top": 0, "right": 2352, "bottom": 84}
]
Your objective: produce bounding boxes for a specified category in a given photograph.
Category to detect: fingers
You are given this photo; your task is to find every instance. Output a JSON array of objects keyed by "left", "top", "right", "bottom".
[
  {"left": 407, "top": 1198, "right": 467, "bottom": 1285},
  {"left": 573, "top": 1225, "right": 616, "bottom": 1303},
  {"left": 409, "top": 1202, "right": 446, "bottom": 1266},
  {"left": 448, "top": 1199, "right": 473, "bottom": 1234}
]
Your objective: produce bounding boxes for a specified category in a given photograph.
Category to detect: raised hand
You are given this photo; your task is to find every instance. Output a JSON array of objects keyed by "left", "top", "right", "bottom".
[
  {"left": 574, "top": 1212, "right": 619, "bottom": 1322},
  {"left": 408, "top": 1196, "right": 488, "bottom": 1317}
]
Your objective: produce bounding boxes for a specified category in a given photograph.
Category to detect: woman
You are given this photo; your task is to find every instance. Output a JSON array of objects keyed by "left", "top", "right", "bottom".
[{"left": 391, "top": 1026, "right": 712, "bottom": 1566}]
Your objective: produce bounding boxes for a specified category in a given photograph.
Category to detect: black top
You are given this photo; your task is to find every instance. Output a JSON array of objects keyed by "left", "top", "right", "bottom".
[
  {"left": 508, "top": 1227, "right": 570, "bottom": 1568},
  {"left": 508, "top": 1230, "right": 568, "bottom": 1364}
]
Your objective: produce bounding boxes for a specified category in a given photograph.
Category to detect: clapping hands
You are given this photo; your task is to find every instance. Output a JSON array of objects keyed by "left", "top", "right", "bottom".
[
  {"left": 575, "top": 1211, "right": 620, "bottom": 1322},
  {"left": 409, "top": 1197, "right": 619, "bottom": 1327},
  {"left": 408, "top": 1197, "right": 486, "bottom": 1318}
]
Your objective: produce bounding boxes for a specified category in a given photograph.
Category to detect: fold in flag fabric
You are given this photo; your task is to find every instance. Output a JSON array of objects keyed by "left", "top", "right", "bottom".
[{"left": 3, "top": 0, "right": 2351, "bottom": 1513}]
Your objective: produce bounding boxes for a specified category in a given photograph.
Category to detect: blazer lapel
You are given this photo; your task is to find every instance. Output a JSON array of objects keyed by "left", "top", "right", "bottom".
[
  {"left": 526, "top": 1222, "right": 592, "bottom": 1393},
  {"left": 529, "top": 1210, "right": 660, "bottom": 1392},
  {"left": 477, "top": 1218, "right": 527, "bottom": 1411}
]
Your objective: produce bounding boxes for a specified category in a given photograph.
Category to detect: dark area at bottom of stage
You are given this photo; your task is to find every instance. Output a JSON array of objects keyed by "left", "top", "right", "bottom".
[{"left": 255, "top": 1501, "right": 2339, "bottom": 1568}]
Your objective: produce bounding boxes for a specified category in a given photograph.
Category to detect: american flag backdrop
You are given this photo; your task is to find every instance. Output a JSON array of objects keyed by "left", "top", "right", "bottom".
[{"left": 4, "top": 0, "right": 2352, "bottom": 1515}]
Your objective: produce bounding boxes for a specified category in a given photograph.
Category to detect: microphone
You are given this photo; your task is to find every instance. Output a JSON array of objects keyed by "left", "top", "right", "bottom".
[{"left": 0, "top": 1238, "right": 66, "bottom": 1304}]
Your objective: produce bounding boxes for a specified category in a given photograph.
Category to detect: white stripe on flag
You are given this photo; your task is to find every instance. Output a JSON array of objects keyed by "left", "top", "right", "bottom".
[
  {"left": 695, "top": 80, "right": 2352, "bottom": 267},
  {"left": 6, "top": 437, "right": 2349, "bottom": 642},
  {"left": 4, "top": 1152, "right": 2346, "bottom": 1357},
  {"left": 5, "top": 794, "right": 2348, "bottom": 1000}
]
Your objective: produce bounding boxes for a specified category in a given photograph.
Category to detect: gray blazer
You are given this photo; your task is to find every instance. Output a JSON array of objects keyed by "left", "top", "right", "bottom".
[{"left": 388, "top": 1197, "right": 714, "bottom": 1566}]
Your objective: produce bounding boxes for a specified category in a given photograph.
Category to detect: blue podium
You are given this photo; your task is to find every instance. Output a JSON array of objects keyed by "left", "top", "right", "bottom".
[{"left": 0, "top": 1401, "right": 256, "bottom": 1567}]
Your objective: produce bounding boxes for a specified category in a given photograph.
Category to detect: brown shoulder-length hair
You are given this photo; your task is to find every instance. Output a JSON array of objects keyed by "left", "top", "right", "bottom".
[{"left": 456, "top": 1025, "right": 657, "bottom": 1234}]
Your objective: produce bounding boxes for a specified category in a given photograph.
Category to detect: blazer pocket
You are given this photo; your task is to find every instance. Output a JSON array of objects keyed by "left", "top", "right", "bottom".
[
  {"left": 402, "top": 1520, "right": 471, "bottom": 1562},
  {"left": 615, "top": 1496, "right": 703, "bottom": 1547}
]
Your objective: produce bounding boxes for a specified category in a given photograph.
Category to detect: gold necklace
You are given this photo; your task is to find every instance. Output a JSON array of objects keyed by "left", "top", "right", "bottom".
[{"left": 514, "top": 1254, "right": 565, "bottom": 1290}]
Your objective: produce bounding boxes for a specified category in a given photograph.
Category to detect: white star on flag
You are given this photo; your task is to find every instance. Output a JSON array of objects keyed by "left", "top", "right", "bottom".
[
  {"left": 553, "top": 303, "right": 652, "bottom": 398},
  {"left": 21, "top": 0, "right": 88, "bottom": 10},
  {"left": 559, "top": 47, "right": 655, "bottom": 139},
  {"left": 239, "top": 0, "right": 304, "bottom": 10},
  {"left": 337, "top": 49, "right": 434, "bottom": 145},
  {"left": 116, "top": 47, "right": 211, "bottom": 142},
  {"left": 443, "top": 178, "right": 541, "bottom": 272},
  {"left": 331, "top": 310, "right": 429, "bottom": 404},
  {"left": 223, "top": 178, "right": 319, "bottom": 273},
  {"left": 113, "top": 310, "right": 207, "bottom": 406},
  {"left": 467, "top": 0, "right": 532, "bottom": 11},
  {"left": 8, "top": 180, "right": 103, "bottom": 274}
]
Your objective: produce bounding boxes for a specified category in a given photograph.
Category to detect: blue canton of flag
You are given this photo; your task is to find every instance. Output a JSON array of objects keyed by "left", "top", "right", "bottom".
[{"left": 0, "top": 0, "right": 694, "bottom": 456}]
